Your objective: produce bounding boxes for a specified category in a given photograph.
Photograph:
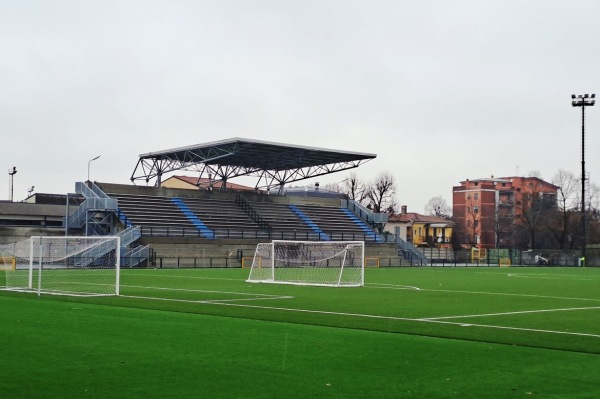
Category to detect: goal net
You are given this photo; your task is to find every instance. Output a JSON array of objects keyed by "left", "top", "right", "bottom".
[
  {"left": 0, "top": 236, "right": 121, "bottom": 296},
  {"left": 247, "top": 240, "right": 364, "bottom": 287}
]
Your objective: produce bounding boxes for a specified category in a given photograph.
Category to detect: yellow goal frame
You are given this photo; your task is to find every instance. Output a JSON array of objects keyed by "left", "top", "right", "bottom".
[
  {"left": 242, "top": 256, "right": 261, "bottom": 269},
  {"left": 0, "top": 256, "right": 16, "bottom": 271},
  {"left": 364, "top": 257, "right": 380, "bottom": 268},
  {"left": 498, "top": 257, "right": 511, "bottom": 267}
]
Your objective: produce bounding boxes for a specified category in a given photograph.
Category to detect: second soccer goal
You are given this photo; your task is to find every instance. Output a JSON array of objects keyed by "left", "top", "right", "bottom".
[{"left": 246, "top": 240, "right": 364, "bottom": 287}]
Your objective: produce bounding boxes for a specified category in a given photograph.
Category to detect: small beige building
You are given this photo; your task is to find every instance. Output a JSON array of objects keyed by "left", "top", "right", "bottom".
[{"left": 384, "top": 206, "right": 453, "bottom": 248}]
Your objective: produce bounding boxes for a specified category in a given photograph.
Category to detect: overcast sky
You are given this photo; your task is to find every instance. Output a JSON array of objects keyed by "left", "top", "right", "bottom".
[{"left": 2, "top": 1, "right": 599, "bottom": 212}]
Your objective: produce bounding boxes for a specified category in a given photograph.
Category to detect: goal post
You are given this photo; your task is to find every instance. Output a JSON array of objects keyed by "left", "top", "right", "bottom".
[
  {"left": 0, "top": 236, "right": 121, "bottom": 297},
  {"left": 246, "top": 240, "right": 364, "bottom": 287}
]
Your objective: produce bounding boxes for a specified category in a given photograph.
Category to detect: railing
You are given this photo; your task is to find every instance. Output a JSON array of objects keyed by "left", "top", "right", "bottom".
[
  {"left": 122, "top": 245, "right": 150, "bottom": 267},
  {"left": 342, "top": 199, "right": 388, "bottom": 224},
  {"left": 384, "top": 233, "right": 429, "bottom": 265},
  {"left": 235, "top": 195, "right": 272, "bottom": 234},
  {"left": 64, "top": 197, "right": 118, "bottom": 229},
  {"left": 118, "top": 226, "right": 141, "bottom": 247},
  {"left": 65, "top": 182, "right": 117, "bottom": 229},
  {"left": 138, "top": 225, "right": 386, "bottom": 241},
  {"left": 76, "top": 181, "right": 110, "bottom": 199}
]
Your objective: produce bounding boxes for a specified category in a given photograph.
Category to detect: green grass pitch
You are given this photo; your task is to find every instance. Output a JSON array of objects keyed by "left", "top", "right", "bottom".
[{"left": 1, "top": 267, "right": 600, "bottom": 398}]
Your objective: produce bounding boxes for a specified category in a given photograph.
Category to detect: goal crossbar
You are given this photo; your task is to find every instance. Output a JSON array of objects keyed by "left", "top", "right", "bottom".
[{"left": 247, "top": 240, "right": 364, "bottom": 287}]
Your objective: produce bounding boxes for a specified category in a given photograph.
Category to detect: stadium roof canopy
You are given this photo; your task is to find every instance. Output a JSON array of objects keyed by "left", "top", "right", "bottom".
[{"left": 130, "top": 137, "right": 376, "bottom": 192}]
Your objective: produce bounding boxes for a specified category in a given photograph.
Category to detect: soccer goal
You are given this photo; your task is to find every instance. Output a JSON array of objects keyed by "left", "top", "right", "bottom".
[
  {"left": 0, "top": 236, "right": 121, "bottom": 297},
  {"left": 246, "top": 240, "right": 364, "bottom": 287}
]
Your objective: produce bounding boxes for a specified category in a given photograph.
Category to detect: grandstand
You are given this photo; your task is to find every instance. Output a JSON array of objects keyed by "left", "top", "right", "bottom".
[
  {"left": 97, "top": 181, "right": 405, "bottom": 267},
  {"left": 4, "top": 138, "right": 426, "bottom": 267}
]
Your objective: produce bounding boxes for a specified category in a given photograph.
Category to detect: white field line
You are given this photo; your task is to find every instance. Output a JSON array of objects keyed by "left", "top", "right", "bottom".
[
  {"left": 506, "top": 274, "right": 597, "bottom": 281},
  {"left": 123, "top": 273, "right": 241, "bottom": 282},
  {"left": 121, "top": 294, "right": 293, "bottom": 304},
  {"left": 121, "top": 283, "right": 284, "bottom": 298},
  {"left": 421, "top": 306, "right": 600, "bottom": 320},
  {"left": 367, "top": 283, "right": 421, "bottom": 290},
  {"left": 119, "top": 293, "right": 600, "bottom": 339},
  {"left": 418, "top": 319, "right": 600, "bottom": 339},
  {"left": 366, "top": 283, "right": 600, "bottom": 303}
]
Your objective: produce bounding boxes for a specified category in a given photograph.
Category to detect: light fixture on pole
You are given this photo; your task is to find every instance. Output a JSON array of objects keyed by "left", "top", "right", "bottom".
[
  {"left": 28, "top": 186, "right": 35, "bottom": 196},
  {"left": 571, "top": 93, "right": 595, "bottom": 264},
  {"left": 87, "top": 155, "right": 101, "bottom": 182},
  {"left": 8, "top": 166, "right": 17, "bottom": 202}
]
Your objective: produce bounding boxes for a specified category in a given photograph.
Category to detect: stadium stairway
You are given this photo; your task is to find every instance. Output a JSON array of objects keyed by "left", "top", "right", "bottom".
[
  {"left": 64, "top": 182, "right": 150, "bottom": 267},
  {"left": 170, "top": 198, "right": 215, "bottom": 238},
  {"left": 340, "top": 208, "right": 384, "bottom": 242},
  {"left": 288, "top": 205, "right": 331, "bottom": 241}
]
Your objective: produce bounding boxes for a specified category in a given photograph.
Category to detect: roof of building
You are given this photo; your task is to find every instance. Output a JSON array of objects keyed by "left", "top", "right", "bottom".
[
  {"left": 130, "top": 137, "right": 376, "bottom": 191},
  {"left": 388, "top": 212, "right": 453, "bottom": 226}
]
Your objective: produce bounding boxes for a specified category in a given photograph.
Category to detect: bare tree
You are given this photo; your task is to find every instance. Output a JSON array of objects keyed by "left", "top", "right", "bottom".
[
  {"left": 424, "top": 196, "right": 452, "bottom": 218},
  {"left": 366, "top": 171, "right": 397, "bottom": 214},
  {"left": 551, "top": 169, "right": 580, "bottom": 249},
  {"left": 493, "top": 203, "right": 515, "bottom": 248},
  {"left": 336, "top": 171, "right": 369, "bottom": 204},
  {"left": 515, "top": 179, "right": 555, "bottom": 249},
  {"left": 463, "top": 196, "right": 479, "bottom": 247}
]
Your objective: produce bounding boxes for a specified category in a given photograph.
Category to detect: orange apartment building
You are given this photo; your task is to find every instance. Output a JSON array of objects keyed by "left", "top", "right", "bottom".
[{"left": 452, "top": 176, "right": 558, "bottom": 249}]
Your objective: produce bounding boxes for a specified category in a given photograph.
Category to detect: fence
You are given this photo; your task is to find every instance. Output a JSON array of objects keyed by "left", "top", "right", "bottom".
[{"left": 133, "top": 248, "right": 599, "bottom": 269}]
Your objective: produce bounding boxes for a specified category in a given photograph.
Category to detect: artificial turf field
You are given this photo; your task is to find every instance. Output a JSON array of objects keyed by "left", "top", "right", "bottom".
[{"left": 1, "top": 267, "right": 600, "bottom": 398}]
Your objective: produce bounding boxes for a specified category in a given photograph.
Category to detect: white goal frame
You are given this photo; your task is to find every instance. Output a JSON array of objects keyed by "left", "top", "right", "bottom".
[
  {"left": 1, "top": 236, "right": 121, "bottom": 297},
  {"left": 246, "top": 240, "right": 364, "bottom": 287}
]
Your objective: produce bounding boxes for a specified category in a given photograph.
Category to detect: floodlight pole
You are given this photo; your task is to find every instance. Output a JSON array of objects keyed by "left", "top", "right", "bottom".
[
  {"left": 88, "top": 155, "right": 101, "bottom": 182},
  {"left": 8, "top": 166, "right": 17, "bottom": 202},
  {"left": 572, "top": 94, "right": 595, "bottom": 264}
]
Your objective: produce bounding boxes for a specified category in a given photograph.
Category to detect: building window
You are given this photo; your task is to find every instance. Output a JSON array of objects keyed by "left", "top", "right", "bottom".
[
  {"left": 474, "top": 206, "right": 479, "bottom": 213},
  {"left": 474, "top": 193, "right": 479, "bottom": 200}
]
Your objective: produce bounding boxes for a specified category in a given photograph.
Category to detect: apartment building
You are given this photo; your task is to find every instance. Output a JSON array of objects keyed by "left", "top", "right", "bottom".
[{"left": 452, "top": 176, "right": 558, "bottom": 249}]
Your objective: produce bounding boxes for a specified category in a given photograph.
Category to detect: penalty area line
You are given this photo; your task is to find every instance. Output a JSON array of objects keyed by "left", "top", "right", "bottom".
[
  {"left": 201, "top": 301, "right": 600, "bottom": 339},
  {"left": 121, "top": 284, "right": 284, "bottom": 298},
  {"left": 421, "top": 306, "right": 600, "bottom": 321},
  {"left": 119, "top": 294, "right": 294, "bottom": 304}
]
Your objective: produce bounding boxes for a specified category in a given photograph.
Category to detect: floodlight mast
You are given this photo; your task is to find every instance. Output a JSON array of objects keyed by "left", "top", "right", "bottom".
[
  {"left": 571, "top": 94, "right": 595, "bottom": 264},
  {"left": 8, "top": 166, "right": 17, "bottom": 202}
]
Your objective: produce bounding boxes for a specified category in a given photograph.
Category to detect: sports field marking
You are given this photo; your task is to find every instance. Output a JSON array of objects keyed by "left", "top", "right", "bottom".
[
  {"left": 124, "top": 272, "right": 241, "bottom": 282},
  {"left": 367, "top": 283, "right": 600, "bottom": 303},
  {"left": 121, "top": 284, "right": 286, "bottom": 298},
  {"left": 121, "top": 294, "right": 294, "bottom": 304},
  {"left": 119, "top": 292, "right": 600, "bottom": 339},
  {"left": 421, "top": 306, "right": 600, "bottom": 320},
  {"left": 506, "top": 273, "right": 598, "bottom": 281},
  {"left": 367, "top": 283, "right": 421, "bottom": 290},
  {"left": 419, "top": 319, "right": 600, "bottom": 339},
  {"left": 207, "top": 300, "right": 600, "bottom": 339}
]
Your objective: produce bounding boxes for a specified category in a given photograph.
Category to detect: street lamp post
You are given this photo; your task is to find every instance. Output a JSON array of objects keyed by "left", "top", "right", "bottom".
[
  {"left": 8, "top": 166, "right": 17, "bottom": 202},
  {"left": 571, "top": 94, "right": 595, "bottom": 265},
  {"left": 87, "top": 155, "right": 101, "bottom": 182}
]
